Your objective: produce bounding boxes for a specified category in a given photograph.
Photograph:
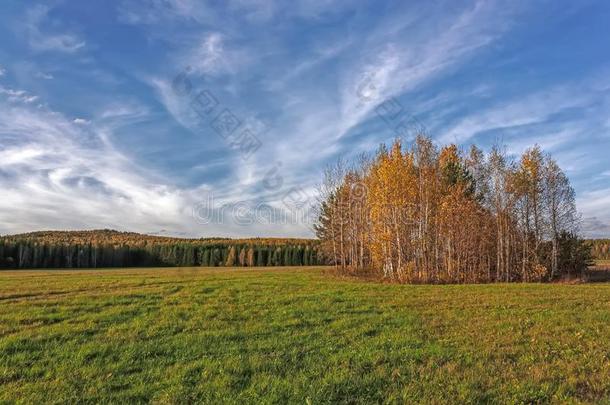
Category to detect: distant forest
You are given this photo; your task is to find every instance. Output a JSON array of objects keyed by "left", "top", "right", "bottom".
[
  {"left": 0, "top": 230, "right": 323, "bottom": 269},
  {"left": 0, "top": 230, "right": 605, "bottom": 271},
  {"left": 591, "top": 240, "right": 610, "bottom": 260}
]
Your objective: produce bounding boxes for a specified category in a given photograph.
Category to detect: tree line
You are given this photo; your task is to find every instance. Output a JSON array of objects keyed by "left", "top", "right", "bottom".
[
  {"left": 590, "top": 240, "right": 610, "bottom": 260},
  {"left": 315, "top": 135, "right": 591, "bottom": 283},
  {"left": 0, "top": 230, "right": 322, "bottom": 269}
]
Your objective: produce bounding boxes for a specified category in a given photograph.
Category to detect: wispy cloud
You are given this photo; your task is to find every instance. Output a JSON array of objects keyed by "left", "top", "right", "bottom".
[
  {"left": 438, "top": 81, "right": 603, "bottom": 144},
  {"left": 35, "top": 72, "right": 54, "bottom": 80},
  {"left": 189, "top": 33, "right": 230, "bottom": 75},
  {"left": 117, "top": 0, "right": 215, "bottom": 25},
  {"left": 238, "top": 1, "right": 523, "bottom": 182},
  {"left": 578, "top": 188, "right": 610, "bottom": 238},
  {"left": 581, "top": 217, "right": 610, "bottom": 238},
  {"left": 72, "top": 118, "right": 91, "bottom": 125},
  {"left": 118, "top": 0, "right": 353, "bottom": 26},
  {"left": 148, "top": 77, "right": 195, "bottom": 130},
  {"left": 184, "top": 32, "right": 252, "bottom": 77},
  {"left": 0, "top": 99, "right": 191, "bottom": 235},
  {"left": 0, "top": 86, "right": 39, "bottom": 104},
  {"left": 338, "top": 1, "right": 518, "bottom": 142},
  {"left": 147, "top": 76, "right": 278, "bottom": 200},
  {"left": 24, "top": 5, "right": 85, "bottom": 53},
  {"left": 0, "top": 88, "right": 311, "bottom": 237},
  {"left": 142, "top": 1, "right": 529, "bottom": 231},
  {"left": 2, "top": 0, "right": 609, "bottom": 238}
]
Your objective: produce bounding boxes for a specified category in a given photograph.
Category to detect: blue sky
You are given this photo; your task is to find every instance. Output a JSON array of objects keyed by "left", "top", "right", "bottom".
[{"left": 0, "top": 0, "right": 609, "bottom": 238}]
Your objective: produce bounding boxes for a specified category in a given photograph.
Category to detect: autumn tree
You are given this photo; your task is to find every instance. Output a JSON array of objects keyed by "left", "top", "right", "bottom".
[{"left": 316, "top": 135, "right": 587, "bottom": 283}]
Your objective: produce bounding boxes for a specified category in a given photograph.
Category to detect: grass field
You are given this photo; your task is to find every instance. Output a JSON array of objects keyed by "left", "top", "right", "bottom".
[
  {"left": 1, "top": 267, "right": 609, "bottom": 404},
  {"left": 595, "top": 259, "right": 610, "bottom": 267}
]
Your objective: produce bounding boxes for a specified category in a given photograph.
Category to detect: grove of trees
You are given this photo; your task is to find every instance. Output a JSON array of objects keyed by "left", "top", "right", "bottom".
[
  {"left": 315, "top": 135, "right": 591, "bottom": 283},
  {"left": 0, "top": 230, "right": 322, "bottom": 269}
]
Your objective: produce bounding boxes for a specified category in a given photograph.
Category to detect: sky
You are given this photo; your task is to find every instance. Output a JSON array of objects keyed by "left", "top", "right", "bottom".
[{"left": 0, "top": 0, "right": 609, "bottom": 238}]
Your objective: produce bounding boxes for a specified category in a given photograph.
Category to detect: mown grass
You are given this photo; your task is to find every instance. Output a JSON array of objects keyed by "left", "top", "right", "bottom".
[{"left": 0, "top": 267, "right": 608, "bottom": 404}]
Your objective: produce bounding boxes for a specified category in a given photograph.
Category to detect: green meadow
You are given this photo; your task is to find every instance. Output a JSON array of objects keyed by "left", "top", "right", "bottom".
[{"left": 0, "top": 267, "right": 608, "bottom": 404}]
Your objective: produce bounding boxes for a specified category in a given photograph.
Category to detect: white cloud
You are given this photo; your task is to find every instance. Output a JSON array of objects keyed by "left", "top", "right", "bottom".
[
  {"left": 0, "top": 101, "right": 189, "bottom": 235},
  {"left": 25, "top": 5, "right": 85, "bottom": 53},
  {"left": 338, "top": 1, "right": 517, "bottom": 142},
  {"left": 147, "top": 76, "right": 275, "bottom": 199},
  {"left": 0, "top": 94, "right": 313, "bottom": 237},
  {"left": 148, "top": 77, "right": 195, "bottom": 130},
  {"left": 0, "top": 86, "right": 39, "bottom": 104},
  {"left": 185, "top": 32, "right": 251, "bottom": 76},
  {"left": 140, "top": 1, "right": 529, "bottom": 234},
  {"left": 0, "top": 66, "right": 5, "bottom": 77},
  {"left": 438, "top": 83, "right": 599, "bottom": 144},
  {"left": 192, "top": 33, "right": 225, "bottom": 74},
  {"left": 117, "top": 0, "right": 350, "bottom": 26},
  {"left": 97, "top": 101, "right": 151, "bottom": 132},
  {"left": 227, "top": 0, "right": 277, "bottom": 22},
  {"left": 581, "top": 216, "right": 610, "bottom": 238},
  {"left": 117, "top": 0, "right": 215, "bottom": 25},
  {"left": 240, "top": 1, "right": 522, "bottom": 183},
  {"left": 35, "top": 72, "right": 54, "bottom": 80},
  {"left": 577, "top": 189, "right": 610, "bottom": 237},
  {"left": 263, "top": 39, "right": 352, "bottom": 92},
  {"left": 0, "top": 146, "right": 45, "bottom": 166},
  {"left": 3, "top": 1, "right": 605, "bottom": 238},
  {"left": 149, "top": 1, "right": 517, "bottom": 182}
]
